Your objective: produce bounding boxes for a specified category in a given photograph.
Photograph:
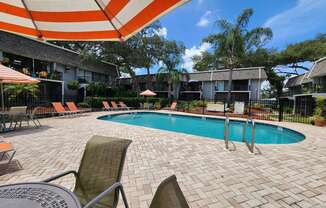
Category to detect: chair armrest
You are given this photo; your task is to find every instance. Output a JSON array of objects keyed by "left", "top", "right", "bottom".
[
  {"left": 83, "top": 182, "right": 129, "bottom": 208},
  {"left": 42, "top": 170, "right": 78, "bottom": 183}
]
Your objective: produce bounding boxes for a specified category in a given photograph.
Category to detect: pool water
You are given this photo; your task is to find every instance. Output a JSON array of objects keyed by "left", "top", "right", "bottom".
[{"left": 98, "top": 112, "right": 305, "bottom": 144}]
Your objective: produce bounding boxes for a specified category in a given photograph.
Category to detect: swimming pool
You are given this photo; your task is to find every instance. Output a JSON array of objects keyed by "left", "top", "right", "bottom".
[{"left": 98, "top": 112, "right": 305, "bottom": 144}]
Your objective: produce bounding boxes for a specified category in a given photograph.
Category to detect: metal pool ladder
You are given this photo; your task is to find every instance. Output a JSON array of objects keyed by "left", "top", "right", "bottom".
[
  {"left": 224, "top": 116, "right": 230, "bottom": 150},
  {"left": 242, "top": 117, "right": 256, "bottom": 153}
]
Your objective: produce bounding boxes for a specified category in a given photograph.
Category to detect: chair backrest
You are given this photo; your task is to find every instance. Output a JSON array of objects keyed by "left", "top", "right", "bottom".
[
  {"left": 149, "top": 175, "right": 190, "bottom": 208},
  {"left": 170, "top": 102, "right": 177, "bottom": 110},
  {"left": 234, "top": 101, "right": 245, "bottom": 114},
  {"left": 74, "top": 135, "right": 132, "bottom": 208},
  {"left": 102, "top": 101, "right": 110, "bottom": 109},
  {"left": 30, "top": 107, "right": 41, "bottom": 116},
  {"left": 8, "top": 106, "right": 27, "bottom": 115},
  {"left": 119, "top": 101, "right": 127, "bottom": 108},
  {"left": 206, "top": 103, "right": 224, "bottom": 112},
  {"left": 66, "top": 102, "right": 78, "bottom": 111},
  {"left": 111, "top": 101, "right": 118, "bottom": 108},
  {"left": 52, "top": 102, "right": 66, "bottom": 113},
  {"left": 0, "top": 142, "right": 13, "bottom": 152}
]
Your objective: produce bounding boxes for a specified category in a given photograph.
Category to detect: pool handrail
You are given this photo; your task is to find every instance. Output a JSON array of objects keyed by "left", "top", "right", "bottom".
[
  {"left": 224, "top": 116, "right": 230, "bottom": 150},
  {"left": 242, "top": 117, "right": 256, "bottom": 153}
]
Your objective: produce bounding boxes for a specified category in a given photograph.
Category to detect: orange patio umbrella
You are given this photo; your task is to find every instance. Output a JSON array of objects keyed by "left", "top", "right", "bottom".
[
  {"left": 140, "top": 89, "right": 157, "bottom": 96},
  {"left": 0, "top": 0, "right": 190, "bottom": 41},
  {"left": 0, "top": 64, "right": 40, "bottom": 111}
]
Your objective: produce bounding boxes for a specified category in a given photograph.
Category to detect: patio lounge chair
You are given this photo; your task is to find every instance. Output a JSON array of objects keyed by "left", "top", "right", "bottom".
[
  {"left": 206, "top": 103, "right": 225, "bottom": 112},
  {"left": 66, "top": 102, "right": 91, "bottom": 114},
  {"left": 0, "top": 141, "right": 16, "bottom": 168},
  {"left": 7, "top": 106, "right": 28, "bottom": 129},
  {"left": 111, "top": 101, "right": 124, "bottom": 111},
  {"left": 52, "top": 102, "right": 76, "bottom": 117},
  {"left": 149, "top": 175, "right": 190, "bottom": 208},
  {"left": 170, "top": 101, "right": 177, "bottom": 111},
  {"left": 119, "top": 101, "right": 132, "bottom": 110},
  {"left": 43, "top": 135, "right": 132, "bottom": 208},
  {"left": 234, "top": 101, "right": 245, "bottom": 114},
  {"left": 102, "top": 101, "right": 112, "bottom": 111}
]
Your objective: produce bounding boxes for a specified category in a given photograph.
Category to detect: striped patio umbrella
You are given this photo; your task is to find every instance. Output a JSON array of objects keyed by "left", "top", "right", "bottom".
[
  {"left": 0, "top": 0, "right": 189, "bottom": 41},
  {"left": 0, "top": 64, "right": 40, "bottom": 111}
]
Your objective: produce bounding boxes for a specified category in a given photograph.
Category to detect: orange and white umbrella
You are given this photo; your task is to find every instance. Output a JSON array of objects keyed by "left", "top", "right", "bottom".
[
  {"left": 0, "top": 64, "right": 40, "bottom": 84},
  {"left": 0, "top": 64, "right": 40, "bottom": 111},
  {"left": 0, "top": 0, "right": 189, "bottom": 41}
]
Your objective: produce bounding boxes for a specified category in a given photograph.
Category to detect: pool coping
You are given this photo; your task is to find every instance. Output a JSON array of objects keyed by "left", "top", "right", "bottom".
[{"left": 97, "top": 110, "right": 306, "bottom": 145}]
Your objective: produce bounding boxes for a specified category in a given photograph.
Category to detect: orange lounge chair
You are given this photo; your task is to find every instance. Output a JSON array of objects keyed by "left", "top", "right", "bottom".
[
  {"left": 66, "top": 102, "right": 91, "bottom": 114},
  {"left": 170, "top": 101, "right": 177, "bottom": 111},
  {"left": 52, "top": 102, "right": 76, "bottom": 116},
  {"left": 102, "top": 101, "right": 111, "bottom": 111},
  {"left": 119, "top": 101, "right": 132, "bottom": 110},
  {"left": 0, "top": 141, "right": 16, "bottom": 167},
  {"left": 111, "top": 101, "right": 124, "bottom": 110}
]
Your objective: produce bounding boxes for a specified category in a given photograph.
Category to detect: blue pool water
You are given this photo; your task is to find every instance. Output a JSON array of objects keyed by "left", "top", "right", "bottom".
[{"left": 98, "top": 112, "right": 305, "bottom": 144}]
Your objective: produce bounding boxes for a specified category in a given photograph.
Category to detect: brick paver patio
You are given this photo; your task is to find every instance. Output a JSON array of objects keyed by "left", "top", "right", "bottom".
[{"left": 1, "top": 111, "right": 326, "bottom": 208}]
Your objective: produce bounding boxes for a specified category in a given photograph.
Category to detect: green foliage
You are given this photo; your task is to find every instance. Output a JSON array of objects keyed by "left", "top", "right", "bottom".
[
  {"left": 313, "top": 96, "right": 325, "bottom": 119},
  {"left": 190, "top": 100, "right": 207, "bottom": 108},
  {"left": 157, "top": 40, "right": 187, "bottom": 98},
  {"left": 86, "top": 82, "right": 107, "bottom": 97},
  {"left": 203, "top": 8, "right": 273, "bottom": 69},
  {"left": 154, "top": 101, "right": 161, "bottom": 110},
  {"left": 111, "top": 88, "right": 137, "bottom": 97},
  {"left": 4, "top": 84, "right": 39, "bottom": 99},
  {"left": 77, "top": 102, "right": 90, "bottom": 108},
  {"left": 67, "top": 80, "right": 80, "bottom": 90}
]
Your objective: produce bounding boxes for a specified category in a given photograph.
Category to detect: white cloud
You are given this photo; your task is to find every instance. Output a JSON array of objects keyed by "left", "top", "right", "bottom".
[
  {"left": 155, "top": 27, "right": 168, "bottom": 38},
  {"left": 182, "top": 42, "right": 211, "bottom": 72},
  {"left": 264, "top": 0, "right": 326, "bottom": 46},
  {"left": 196, "top": 10, "right": 212, "bottom": 27}
]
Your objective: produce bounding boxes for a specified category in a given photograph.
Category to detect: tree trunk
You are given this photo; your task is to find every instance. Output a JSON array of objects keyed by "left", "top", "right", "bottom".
[
  {"left": 127, "top": 67, "right": 140, "bottom": 94},
  {"left": 227, "top": 67, "right": 233, "bottom": 106},
  {"left": 168, "top": 81, "right": 172, "bottom": 100},
  {"left": 146, "top": 67, "right": 152, "bottom": 90}
]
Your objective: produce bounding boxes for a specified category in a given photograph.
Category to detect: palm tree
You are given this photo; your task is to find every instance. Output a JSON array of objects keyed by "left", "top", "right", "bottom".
[
  {"left": 157, "top": 40, "right": 186, "bottom": 99},
  {"left": 157, "top": 67, "right": 188, "bottom": 99},
  {"left": 205, "top": 8, "right": 272, "bottom": 105}
]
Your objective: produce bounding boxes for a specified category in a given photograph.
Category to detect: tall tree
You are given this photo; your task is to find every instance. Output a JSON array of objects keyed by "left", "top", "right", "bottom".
[
  {"left": 157, "top": 40, "right": 187, "bottom": 99},
  {"left": 202, "top": 8, "right": 272, "bottom": 103}
]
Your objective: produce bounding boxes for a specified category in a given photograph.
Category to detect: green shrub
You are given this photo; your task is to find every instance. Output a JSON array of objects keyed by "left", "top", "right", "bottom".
[
  {"left": 77, "top": 102, "right": 90, "bottom": 108},
  {"left": 67, "top": 80, "right": 80, "bottom": 90},
  {"left": 111, "top": 88, "right": 137, "bottom": 97},
  {"left": 313, "top": 96, "right": 325, "bottom": 119},
  {"left": 86, "top": 82, "right": 108, "bottom": 97}
]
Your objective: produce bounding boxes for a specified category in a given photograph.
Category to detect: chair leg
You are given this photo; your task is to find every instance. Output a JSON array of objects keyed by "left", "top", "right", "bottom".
[{"left": 120, "top": 185, "right": 129, "bottom": 208}]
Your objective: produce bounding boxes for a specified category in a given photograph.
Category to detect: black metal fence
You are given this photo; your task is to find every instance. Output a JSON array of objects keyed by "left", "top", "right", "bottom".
[
  {"left": 0, "top": 91, "right": 319, "bottom": 124},
  {"left": 175, "top": 98, "right": 316, "bottom": 124}
]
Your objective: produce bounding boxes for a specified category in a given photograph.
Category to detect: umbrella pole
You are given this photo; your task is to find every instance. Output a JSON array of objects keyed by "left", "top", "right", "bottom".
[{"left": 1, "top": 83, "right": 4, "bottom": 112}]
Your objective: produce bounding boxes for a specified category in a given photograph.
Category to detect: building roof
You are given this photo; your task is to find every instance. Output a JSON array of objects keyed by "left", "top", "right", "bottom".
[
  {"left": 184, "top": 67, "right": 267, "bottom": 81},
  {"left": 119, "top": 67, "right": 267, "bottom": 83},
  {"left": 284, "top": 72, "right": 313, "bottom": 88},
  {"left": 0, "top": 31, "right": 118, "bottom": 76},
  {"left": 309, "top": 57, "right": 326, "bottom": 78}
]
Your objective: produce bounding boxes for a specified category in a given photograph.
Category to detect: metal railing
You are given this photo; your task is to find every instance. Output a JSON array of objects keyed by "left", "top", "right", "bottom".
[
  {"left": 224, "top": 116, "right": 230, "bottom": 150},
  {"left": 242, "top": 117, "right": 256, "bottom": 153}
]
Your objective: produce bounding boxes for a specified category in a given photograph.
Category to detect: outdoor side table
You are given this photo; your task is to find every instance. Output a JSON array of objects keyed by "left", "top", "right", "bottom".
[{"left": 0, "top": 182, "right": 82, "bottom": 208}]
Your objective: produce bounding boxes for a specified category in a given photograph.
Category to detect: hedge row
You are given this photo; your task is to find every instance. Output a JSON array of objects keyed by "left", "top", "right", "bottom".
[{"left": 84, "top": 96, "right": 170, "bottom": 109}]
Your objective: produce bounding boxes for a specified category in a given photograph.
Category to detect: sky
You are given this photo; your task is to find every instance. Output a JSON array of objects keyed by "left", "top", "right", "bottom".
[{"left": 136, "top": 0, "right": 326, "bottom": 75}]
